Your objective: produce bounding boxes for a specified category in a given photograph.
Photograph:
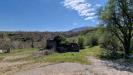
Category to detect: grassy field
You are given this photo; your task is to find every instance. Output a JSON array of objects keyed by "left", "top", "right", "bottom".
[
  {"left": 0, "top": 48, "right": 38, "bottom": 62},
  {"left": 37, "top": 46, "right": 101, "bottom": 64},
  {"left": 0, "top": 46, "right": 102, "bottom": 64}
]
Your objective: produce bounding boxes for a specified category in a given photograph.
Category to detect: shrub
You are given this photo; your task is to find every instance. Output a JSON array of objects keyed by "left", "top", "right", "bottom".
[
  {"left": 78, "top": 36, "right": 85, "bottom": 49},
  {"left": 99, "top": 32, "right": 123, "bottom": 59},
  {"left": 54, "top": 35, "right": 68, "bottom": 45},
  {"left": 86, "top": 34, "right": 98, "bottom": 47}
]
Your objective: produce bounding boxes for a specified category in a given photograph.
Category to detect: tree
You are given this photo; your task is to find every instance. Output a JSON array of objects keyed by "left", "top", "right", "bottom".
[
  {"left": 54, "top": 35, "right": 68, "bottom": 45},
  {"left": 99, "top": 30, "right": 122, "bottom": 58},
  {"left": 78, "top": 36, "right": 84, "bottom": 49},
  {"left": 100, "top": 0, "right": 133, "bottom": 58}
]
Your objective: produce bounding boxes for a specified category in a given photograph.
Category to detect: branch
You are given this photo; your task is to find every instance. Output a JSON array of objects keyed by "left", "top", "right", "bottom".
[{"left": 111, "top": 27, "right": 124, "bottom": 45}]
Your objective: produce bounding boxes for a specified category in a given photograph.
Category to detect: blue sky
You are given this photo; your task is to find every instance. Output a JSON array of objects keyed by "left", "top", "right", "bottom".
[{"left": 0, "top": 0, "right": 107, "bottom": 32}]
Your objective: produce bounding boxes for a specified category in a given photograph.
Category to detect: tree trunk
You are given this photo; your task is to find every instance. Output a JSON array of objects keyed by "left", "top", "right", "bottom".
[
  {"left": 124, "top": 45, "right": 130, "bottom": 58},
  {"left": 123, "top": 37, "right": 131, "bottom": 58}
]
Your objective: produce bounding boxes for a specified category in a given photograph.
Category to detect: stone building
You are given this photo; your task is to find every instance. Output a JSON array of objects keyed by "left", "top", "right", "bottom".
[
  {"left": 0, "top": 49, "right": 9, "bottom": 53},
  {"left": 46, "top": 39, "right": 80, "bottom": 53},
  {"left": 0, "top": 43, "right": 11, "bottom": 53},
  {"left": 46, "top": 39, "right": 56, "bottom": 50}
]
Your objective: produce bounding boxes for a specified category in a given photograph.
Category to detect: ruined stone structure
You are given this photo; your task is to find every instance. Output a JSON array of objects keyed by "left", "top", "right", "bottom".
[
  {"left": 0, "top": 49, "right": 10, "bottom": 53},
  {"left": 46, "top": 40, "right": 56, "bottom": 50},
  {"left": 0, "top": 43, "right": 10, "bottom": 53},
  {"left": 46, "top": 38, "right": 80, "bottom": 53}
]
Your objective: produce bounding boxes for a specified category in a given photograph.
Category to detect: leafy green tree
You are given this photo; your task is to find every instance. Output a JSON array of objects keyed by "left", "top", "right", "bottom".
[
  {"left": 54, "top": 35, "right": 68, "bottom": 45},
  {"left": 99, "top": 30, "right": 123, "bottom": 59},
  {"left": 78, "top": 36, "right": 85, "bottom": 49},
  {"left": 100, "top": 0, "right": 133, "bottom": 58},
  {"left": 88, "top": 35, "right": 98, "bottom": 47}
]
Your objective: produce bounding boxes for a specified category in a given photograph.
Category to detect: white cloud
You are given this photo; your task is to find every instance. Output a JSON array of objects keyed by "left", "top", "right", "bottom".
[
  {"left": 63, "top": 0, "right": 97, "bottom": 20},
  {"left": 84, "top": 16, "right": 97, "bottom": 20},
  {"left": 73, "top": 22, "right": 78, "bottom": 25},
  {"left": 95, "top": 4, "right": 101, "bottom": 7}
]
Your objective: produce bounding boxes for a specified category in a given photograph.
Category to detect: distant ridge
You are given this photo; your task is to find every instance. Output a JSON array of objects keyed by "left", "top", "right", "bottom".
[{"left": 69, "top": 26, "right": 94, "bottom": 32}]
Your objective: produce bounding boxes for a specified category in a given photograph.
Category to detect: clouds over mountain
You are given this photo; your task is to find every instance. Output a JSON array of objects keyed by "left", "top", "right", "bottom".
[{"left": 63, "top": 0, "right": 99, "bottom": 20}]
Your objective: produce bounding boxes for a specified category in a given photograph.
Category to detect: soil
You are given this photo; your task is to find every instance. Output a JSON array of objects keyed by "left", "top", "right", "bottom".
[{"left": 0, "top": 57, "right": 133, "bottom": 75}]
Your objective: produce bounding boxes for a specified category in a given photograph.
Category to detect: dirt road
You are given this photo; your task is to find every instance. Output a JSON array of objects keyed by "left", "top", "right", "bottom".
[
  {"left": 13, "top": 63, "right": 91, "bottom": 75},
  {"left": 1, "top": 57, "right": 133, "bottom": 75},
  {"left": 88, "top": 57, "right": 133, "bottom": 75}
]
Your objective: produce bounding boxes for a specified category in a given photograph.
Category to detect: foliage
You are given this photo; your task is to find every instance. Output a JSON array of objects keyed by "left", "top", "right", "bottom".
[
  {"left": 87, "top": 35, "right": 98, "bottom": 47},
  {"left": 54, "top": 35, "right": 68, "bottom": 45},
  {"left": 99, "top": 31, "right": 123, "bottom": 59},
  {"left": 85, "top": 26, "right": 104, "bottom": 47},
  {"left": 100, "top": 0, "right": 133, "bottom": 57},
  {"left": 78, "top": 36, "right": 85, "bottom": 49}
]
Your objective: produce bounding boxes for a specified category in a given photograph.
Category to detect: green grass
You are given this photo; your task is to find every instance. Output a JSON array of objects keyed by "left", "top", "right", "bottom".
[
  {"left": 0, "top": 53, "right": 8, "bottom": 61},
  {"left": 35, "top": 46, "right": 101, "bottom": 64},
  {"left": 10, "top": 48, "right": 38, "bottom": 55},
  {"left": 0, "top": 48, "right": 38, "bottom": 62},
  {"left": 0, "top": 46, "right": 102, "bottom": 64},
  {"left": 0, "top": 56, "right": 4, "bottom": 60}
]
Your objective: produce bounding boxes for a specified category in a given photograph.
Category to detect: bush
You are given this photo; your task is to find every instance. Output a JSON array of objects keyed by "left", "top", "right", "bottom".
[
  {"left": 90, "top": 36, "right": 98, "bottom": 47},
  {"left": 86, "top": 34, "right": 98, "bottom": 47},
  {"left": 78, "top": 36, "right": 85, "bottom": 49},
  {"left": 54, "top": 35, "right": 68, "bottom": 45},
  {"left": 99, "top": 32, "right": 123, "bottom": 59}
]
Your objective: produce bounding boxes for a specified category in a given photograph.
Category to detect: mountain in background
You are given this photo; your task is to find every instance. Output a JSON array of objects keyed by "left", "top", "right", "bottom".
[{"left": 69, "top": 26, "right": 94, "bottom": 32}]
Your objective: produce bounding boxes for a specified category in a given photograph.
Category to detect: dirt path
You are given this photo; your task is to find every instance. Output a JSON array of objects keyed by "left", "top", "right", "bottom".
[
  {"left": 11, "top": 57, "right": 133, "bottom": 75},
  {"left": 88, "top": 57, "right": 133, "bottom": 75},
  {"left": 0, "top": 61, "right": 28, "bottom": 75},
  {"left": 0, "top": 61, "right": 51, "bottom": 75},
  {"left": 1, "top": 57, "right": 133, "bottom": 75},
  {"left": 12, "top": 63, "right": 91, "bottom": 75}
]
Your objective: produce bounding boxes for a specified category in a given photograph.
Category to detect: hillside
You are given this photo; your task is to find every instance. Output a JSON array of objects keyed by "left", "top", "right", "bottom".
[
  {"left": 0, "top": 32, "right": 63, "bottom": 49},
  {"left": 69, "top": 26, "right": 94, "bottom": 32},
  {"left": 0, "top": 27, "right": 95, "bottom": 49}
]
